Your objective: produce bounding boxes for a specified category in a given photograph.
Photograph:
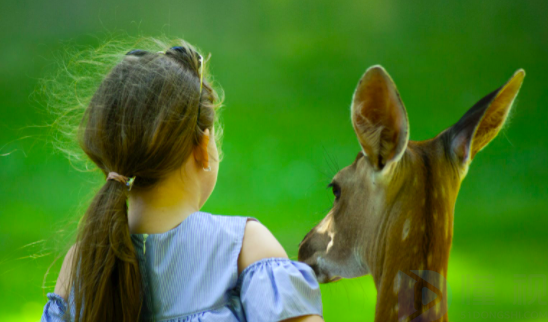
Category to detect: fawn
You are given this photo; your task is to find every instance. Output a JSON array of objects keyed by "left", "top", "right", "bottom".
[{"left": 298, "top": 66, "right": 525, "bottom": 322}]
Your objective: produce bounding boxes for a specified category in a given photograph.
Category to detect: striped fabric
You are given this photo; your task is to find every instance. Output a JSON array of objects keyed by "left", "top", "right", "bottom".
[{"left": 41, "top": 211, "right": 323, "bottom": 322}]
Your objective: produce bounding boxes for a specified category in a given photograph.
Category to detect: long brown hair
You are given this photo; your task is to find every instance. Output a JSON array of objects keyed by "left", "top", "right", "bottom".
[{"left": 62, "top": 38, "right": 220, "bottom": 321}]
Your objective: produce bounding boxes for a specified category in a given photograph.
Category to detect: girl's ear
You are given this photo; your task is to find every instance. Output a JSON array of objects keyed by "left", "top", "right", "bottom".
[{"left": 194, "top": 128, "right": 210, "bottom": 169}]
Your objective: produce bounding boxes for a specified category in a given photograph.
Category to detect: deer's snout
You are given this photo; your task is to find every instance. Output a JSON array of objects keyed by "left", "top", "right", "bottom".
[
  {"left": 298, "top": 231, "right": 320, "bottom": 277},
  {"left": 298, "top": 228, "right": 330, "bottom": 274},
  {"left": 297, "top": 229, "right": 316, "bottom": 262}
]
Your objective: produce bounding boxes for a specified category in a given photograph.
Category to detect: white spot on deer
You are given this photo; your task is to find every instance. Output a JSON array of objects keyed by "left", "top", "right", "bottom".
[
  {"left": 325, "top": 231, "right": 335, "bottom": 254},
  {"left": 393, "top": 272, "right": 401, "bottom": 294},
  {"left": 402, "top": 218, "right": 411, "bottom": 240},
  {"left": 316, "top": 211, "right": 332, "bottom": 234}
]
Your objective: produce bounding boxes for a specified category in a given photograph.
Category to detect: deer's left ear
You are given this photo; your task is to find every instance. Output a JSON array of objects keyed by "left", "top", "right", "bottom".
[
  {"left": 351, "top": 65, "right": 409, "bottom": 171},
  {"left": 449, "top": 69, "right": 525, "bottom": 164}
]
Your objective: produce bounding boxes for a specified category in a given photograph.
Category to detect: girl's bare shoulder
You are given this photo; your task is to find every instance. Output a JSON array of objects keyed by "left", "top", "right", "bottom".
[{"left": 237, "top": 219, "right": 289, "bottom": 275}]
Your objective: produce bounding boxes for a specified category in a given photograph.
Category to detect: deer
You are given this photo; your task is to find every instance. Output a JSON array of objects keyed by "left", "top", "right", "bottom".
[{"left": 298, "top": 65, "right": 525, "bottom": 322}]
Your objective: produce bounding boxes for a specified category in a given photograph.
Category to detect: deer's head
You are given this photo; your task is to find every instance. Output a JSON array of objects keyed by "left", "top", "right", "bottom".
[{"left": 298, "top": 66, "right": 525, "bottom": 290}]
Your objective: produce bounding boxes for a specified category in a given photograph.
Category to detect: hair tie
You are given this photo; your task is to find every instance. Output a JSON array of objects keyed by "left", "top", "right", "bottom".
[{"left": 106, "top": 172, "right": 136, "bottom": 191}]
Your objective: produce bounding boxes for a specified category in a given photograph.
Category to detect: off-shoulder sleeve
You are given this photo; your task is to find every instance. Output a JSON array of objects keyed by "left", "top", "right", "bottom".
[
  {"left": 236, "top": 257, "right": 323, "bottom": 322},
  {"left": 41, "top": 293, "right": 68, "bottom": 322}
]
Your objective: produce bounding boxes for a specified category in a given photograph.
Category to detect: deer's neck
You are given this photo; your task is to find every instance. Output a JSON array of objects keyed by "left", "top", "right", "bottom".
[
  {"left": 369, "top": 160, "right": 456, "bottom": 321},
  {"left": 373, "top": 225, "right": 453, "bottom": 321}
]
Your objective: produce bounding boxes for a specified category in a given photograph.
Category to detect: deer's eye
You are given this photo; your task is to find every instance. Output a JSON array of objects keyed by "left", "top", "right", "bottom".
[{"left": 328, "top": 182, "right": 341, "bottom": 200}]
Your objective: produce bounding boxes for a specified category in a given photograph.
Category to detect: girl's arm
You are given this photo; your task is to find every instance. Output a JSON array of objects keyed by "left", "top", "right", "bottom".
[
  {"left": 238, "top": 219, "right": 325, "bottom": 322},
  {"left": 237, "top": 219, "right": 289, "bottom": 273},
  {"left": 54, "top": 244, "right": 77, "bottom": 300}
]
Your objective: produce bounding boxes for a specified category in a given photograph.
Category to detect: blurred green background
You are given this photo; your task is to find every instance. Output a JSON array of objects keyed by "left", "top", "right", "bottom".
[{"left": 1, "top": 0, "right": 547, "bottom": 321}]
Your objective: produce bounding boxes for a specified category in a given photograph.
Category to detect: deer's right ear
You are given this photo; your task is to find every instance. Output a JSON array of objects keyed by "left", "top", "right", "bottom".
[
  {"left": 448, "top": 69, "right": 525, "bottom": 165},
  {"left": 351, "top": 65, "right": 409, "bottom": 171}
]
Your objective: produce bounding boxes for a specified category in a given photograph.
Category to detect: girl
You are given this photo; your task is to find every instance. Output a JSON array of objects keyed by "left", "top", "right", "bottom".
[{"left": 41, "top": 38, "right": 324, "bottom": 322}]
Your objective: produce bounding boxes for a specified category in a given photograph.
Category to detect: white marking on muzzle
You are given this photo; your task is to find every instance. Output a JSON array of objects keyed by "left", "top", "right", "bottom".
[
  {"left": 326, "top": 231, "right": 335, "bottom": 254},
  {"left": 316, "top": 211, "right": 333, "bottom": 234}
]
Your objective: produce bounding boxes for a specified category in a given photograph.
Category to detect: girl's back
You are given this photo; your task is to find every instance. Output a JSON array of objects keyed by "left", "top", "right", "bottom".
[
  {"left": 42, "top": 211, "right": 323, "bottom": 322},
  {"left": 132, "top": 212, "right": 322, "bottom": 321}
]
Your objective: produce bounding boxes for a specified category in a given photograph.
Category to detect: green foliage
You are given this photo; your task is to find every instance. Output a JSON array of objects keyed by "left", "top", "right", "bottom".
[{"left": 1, "top": 1, "right": 547, "bottom": 321}]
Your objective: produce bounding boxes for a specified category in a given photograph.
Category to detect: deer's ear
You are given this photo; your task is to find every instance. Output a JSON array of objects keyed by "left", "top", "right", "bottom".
[
  {"left": 351, "top": 65, "right": 409, "bottom": 171},
  {"left": 449, "top": 69, "right": 525, "bottom": 164}
]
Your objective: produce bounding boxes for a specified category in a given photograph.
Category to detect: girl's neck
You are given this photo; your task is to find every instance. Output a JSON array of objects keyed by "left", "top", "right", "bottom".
[{"left": 127, "top": 169, "right": 202, "bottom": 234}]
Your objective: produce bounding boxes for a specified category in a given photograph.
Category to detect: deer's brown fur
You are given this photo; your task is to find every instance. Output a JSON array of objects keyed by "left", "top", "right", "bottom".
[{"left": 298, "top": 66, "right": 524, "bottom": 322}]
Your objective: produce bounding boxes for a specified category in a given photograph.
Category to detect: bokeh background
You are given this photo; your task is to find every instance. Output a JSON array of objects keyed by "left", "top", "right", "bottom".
[{"left": 1, "top": 0, "right": 547, "bottom": 321}]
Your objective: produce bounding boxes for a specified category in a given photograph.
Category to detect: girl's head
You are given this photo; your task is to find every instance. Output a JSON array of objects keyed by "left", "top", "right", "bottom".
[
  {"left": 82, "top": 43, "right": 221, "bottom": 196},
  {"left": 63, "top": 38, "right": 222, "bottom": 321}
]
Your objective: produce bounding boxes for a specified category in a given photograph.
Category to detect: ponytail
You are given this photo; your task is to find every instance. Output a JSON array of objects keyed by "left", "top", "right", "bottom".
[{"left": 70, "top": 179, "right": 142, "bottom": 321}]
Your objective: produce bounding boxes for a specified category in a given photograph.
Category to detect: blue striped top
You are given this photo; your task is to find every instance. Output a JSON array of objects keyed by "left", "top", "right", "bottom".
[{"left": 41, "top": 211, "right": 323, "bottom": 321}]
